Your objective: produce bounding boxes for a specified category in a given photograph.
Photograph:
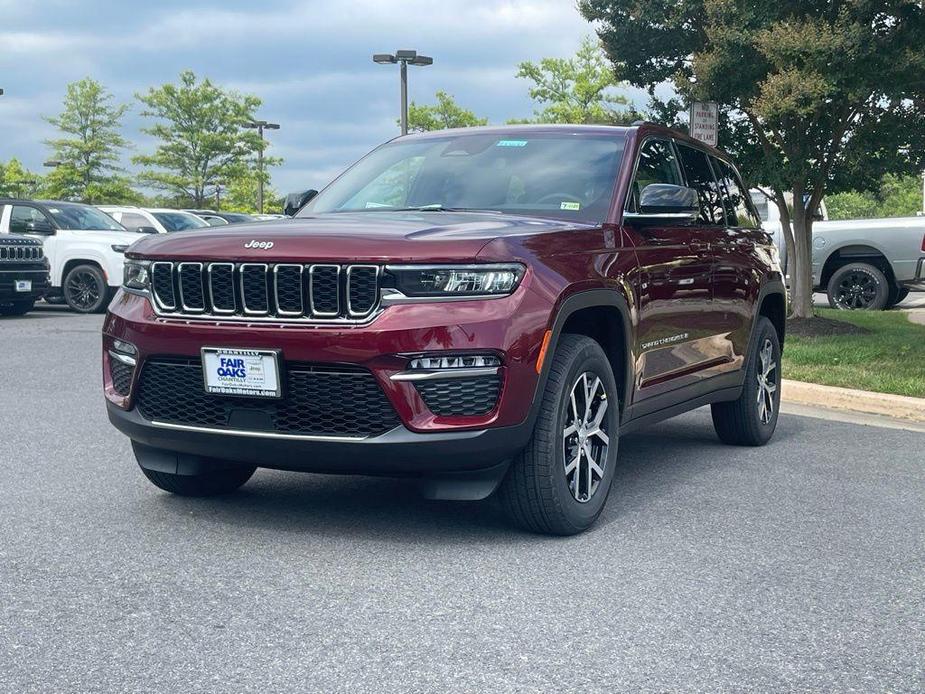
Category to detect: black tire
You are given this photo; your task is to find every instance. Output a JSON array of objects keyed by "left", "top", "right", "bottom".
[
  {"left": 826, "top": 262, "right": 889, "bottom": 310},
  {"left": 0, "top": 300, "right": 35, "bottom": 316},
  {"left": 63, "top": 263, "right": 109, "bottom": 313},
  {"left": 711, "top": 317, "right": 781, "bottom": 446},
  {"left": 499, "top": 334, "right": 620, "bottom": 535},
  {"left": 885, "top": 286, "right": 910, "bottom": 309},
  {"left": 140, "top": 465, "right": 256, "bottom": 497}
]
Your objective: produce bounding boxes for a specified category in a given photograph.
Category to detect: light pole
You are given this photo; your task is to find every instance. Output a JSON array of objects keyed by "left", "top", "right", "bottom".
[
  {"left": 373, "top": 50, "right": 433, "bottom": 135},
  {"left": 243, "top": 119, "right": 280, "bottom": 214}
]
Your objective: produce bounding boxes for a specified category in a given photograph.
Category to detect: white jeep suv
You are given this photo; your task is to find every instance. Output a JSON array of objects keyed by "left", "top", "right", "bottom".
[{"left": 0, "top": 199, "right": 143, "bottom": 313}]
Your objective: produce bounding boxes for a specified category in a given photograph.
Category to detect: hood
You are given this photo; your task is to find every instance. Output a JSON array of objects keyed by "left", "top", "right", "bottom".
[{"left": 126, "top": 212, "right": 587, "bottom": 263}]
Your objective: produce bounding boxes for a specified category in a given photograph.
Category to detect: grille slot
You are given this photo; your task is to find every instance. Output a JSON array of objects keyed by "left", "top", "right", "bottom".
[
  {"left": 151, "top": 262, "right": 177, "bottom": 309},
  {"left": 309, "top": 265, "right": 340, "bottom": 316},
  {"left": 274, "top": 265, "right": 303, "bottom": 316},
  {"left": 148, "top": 261, "right": 380, "bottom": 322},
  {"left": 178, "top": 262, "right": 205, "bottom": 311},
  {"left": 240, "top": 263, "right": 270, "bottom": 314},
  {"left": 136, "top": 358, "right": 400, "bottom": 437},
  {"left": 415, "top": 376, "right": 502, "bottom": 417}
]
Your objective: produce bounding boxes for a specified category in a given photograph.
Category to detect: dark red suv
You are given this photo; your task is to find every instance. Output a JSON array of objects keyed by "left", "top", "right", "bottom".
[{"left": 103, "top": 124, "right": 785, "bottom": 535}]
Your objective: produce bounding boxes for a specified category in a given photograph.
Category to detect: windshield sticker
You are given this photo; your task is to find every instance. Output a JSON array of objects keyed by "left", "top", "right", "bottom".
[
  {"left": 364, "top": 202, "right": 391, "bottom": 208},
  {"left": 560, "top": 201, "right": 581, "bottom": 211},
  {"left": 496, "top": 139, "right": 528, "bottom": 147}
]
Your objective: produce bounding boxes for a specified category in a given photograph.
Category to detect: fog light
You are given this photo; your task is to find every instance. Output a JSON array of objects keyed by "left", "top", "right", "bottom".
[
  {"left": 409, "top": 355, "right": 500, "bottom": 370},
  {"left": 112, "top": 339, "right": 137, "bottom": 356}
]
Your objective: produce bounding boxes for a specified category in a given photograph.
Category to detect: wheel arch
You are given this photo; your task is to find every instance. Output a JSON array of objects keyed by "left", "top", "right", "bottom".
[
  {"left": 60, "top": 257, "right": 107, "bottom": 287},
  {"left": 819, "top": 244, "right": 897, "bottom": 291},
  {"left": 532, "top": 289, "right": 635, "bottom": 424},
  {"left": 751, "top": 280, "right": 787, "bottom": 354}
]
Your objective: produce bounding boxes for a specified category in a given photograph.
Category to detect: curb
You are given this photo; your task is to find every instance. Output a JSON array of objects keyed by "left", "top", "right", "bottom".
[{"left": 782, "top": 379, "right": 925, "bottom": 424}]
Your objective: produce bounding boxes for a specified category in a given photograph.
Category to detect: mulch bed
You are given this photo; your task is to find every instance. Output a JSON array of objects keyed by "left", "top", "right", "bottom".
[{"left": 786, "top": 316, "right": 870, "bottom": 338}]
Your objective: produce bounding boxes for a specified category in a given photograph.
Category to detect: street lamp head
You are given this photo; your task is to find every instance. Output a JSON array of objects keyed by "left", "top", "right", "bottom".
[
  {"left": 373, "top": 53, "right": 397, "bottom": 64},
  {"left": 395, "top": 49, "right": 417, "bottom": 61},
  {"left": 409, "top": 55, "right": 433, "bottom": 66},
  {"left": 43, "top": 160, "right": 63, "bottom": 168},
  {"left": 265, "top": 123, "right": 280, "bottom": 130}
]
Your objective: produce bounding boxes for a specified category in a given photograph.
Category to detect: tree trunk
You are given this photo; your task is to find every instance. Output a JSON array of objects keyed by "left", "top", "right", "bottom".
[{"left": 789, "top": 185, "right": 815, "bottom": 319}]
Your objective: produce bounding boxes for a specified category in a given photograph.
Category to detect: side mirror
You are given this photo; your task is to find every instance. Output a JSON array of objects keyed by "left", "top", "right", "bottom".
[
  {"left": 25, "top": 220, "right": 55, "bottom": 235},
  {"left": 135, "top": 226, "right": 159, "bottom": 234},
  {"left": 284, "top": 189, "right": 319, "bottom": 217},
  {"left": 624, "top": 184, "right": 699, "bottom": 225}
]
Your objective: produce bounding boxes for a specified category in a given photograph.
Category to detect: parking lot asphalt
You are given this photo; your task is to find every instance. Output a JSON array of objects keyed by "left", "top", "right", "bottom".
[{"left": 1, "top": 307, "right": 923, "bottom": 693}]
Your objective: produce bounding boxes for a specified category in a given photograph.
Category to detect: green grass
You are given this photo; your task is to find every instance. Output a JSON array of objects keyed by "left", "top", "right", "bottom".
[{"left": 783, "top": 309, "right": 925, "bottom": 397}]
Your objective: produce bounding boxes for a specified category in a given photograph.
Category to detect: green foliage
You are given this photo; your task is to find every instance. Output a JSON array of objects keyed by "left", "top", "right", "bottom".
[
  {"left": 512, "top": 36, "right": 636, "bottom": 124},
  {"left": 827, "top": 175, "right": 923, "bottom": 220},
  {"left": 134, "top": 70, "right": 276, "bottom": 206},
  {"left": 406, "top": 91, "right": 488, "bottom": 132},
  {"left": 44, "top": 77, "right": 131, "bottom": 203},
  {"left": 579, "top": 0, "right": 925, "bottom": 317},
  {"left": 0, "top": 158, "right": 41, "bottom": 198}
]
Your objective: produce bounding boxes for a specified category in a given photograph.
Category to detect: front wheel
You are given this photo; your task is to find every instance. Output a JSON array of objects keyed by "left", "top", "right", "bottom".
[
  {"left": 499, "top": 334, "right": 620, "bottom": 535},
  {"left": 139, "top": 465, "right": 256, "bottom": 496},
  {"left": 63, "top": 263, "right": 109, "bottom": 313},
  {"left": 711, "top": 316, "right": 781, "bottom": 446}
]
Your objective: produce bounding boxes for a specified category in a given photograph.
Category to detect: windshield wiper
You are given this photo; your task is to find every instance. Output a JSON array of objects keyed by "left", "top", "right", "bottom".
[{"left": 389, "top": 204, "right": 502, "bottom": 213}]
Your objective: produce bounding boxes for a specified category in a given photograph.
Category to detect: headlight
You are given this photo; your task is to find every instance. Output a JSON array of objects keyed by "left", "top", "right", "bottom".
[
  {"left": 123, "top": 259, "right": 150, "bottom": 291},
  {"left": 385, "top": 264, "right": 525, "bottom": 298},
  {"left": 111, "top": 244, "right": 129, "bottom": 253}
]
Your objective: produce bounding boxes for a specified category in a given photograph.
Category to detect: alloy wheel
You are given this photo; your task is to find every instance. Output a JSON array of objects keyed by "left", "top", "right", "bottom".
[
  {"left": 66, "top": 271, "right": 101, "bottom": 311},
  {"left": 835, "top": 271, "right": 878, "bottom": 309},
  {"left": 756, "top": 338, "right": 777, "bottom": 425},
  {"left": 562, "top": 372, "right": 610, "bottom": 503}
]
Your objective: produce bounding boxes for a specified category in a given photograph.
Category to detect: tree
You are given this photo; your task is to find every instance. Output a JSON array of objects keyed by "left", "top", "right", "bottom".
[
  {"left": 406, "top": 91, "right": 488, "bottom": 132},
  {"left": 828, "top": 174, "right": 923, "bottom": 220},
  {"left": 0, "top": 158, "right": 41, "bottom": 199},
  {"left": 44, "top": 77, "right": 133, "bottom": 203},
  {"left": 134, "top": 71, "right": 270, "bottom": 207},
  {"left": 512, "top": 36, "right": 638, "bottom": 125},
  {"left": 580, "top": 0, "right": 925, "bottom": 317}
]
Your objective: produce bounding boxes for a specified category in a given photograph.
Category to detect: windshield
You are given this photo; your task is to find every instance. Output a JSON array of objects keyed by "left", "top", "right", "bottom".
[
  {"left": 152, "top": 211, "right": 209, "bottom": 232},
  {"left": 46, "top": 204, "right": 126, "bottom": 231},
  {"left": 302, "top": 132, "right": 626, "bottom": 222}
]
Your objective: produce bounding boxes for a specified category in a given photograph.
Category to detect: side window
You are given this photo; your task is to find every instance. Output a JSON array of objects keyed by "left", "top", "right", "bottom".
[
  {"left": 9, "top": 205, "right": 48, "bottom": 233},
  {"left": 119, "top": 212, "right": 151, "bottom": 230},
  {"left": 627, "top": 138, "right": 682, "bottom": 212},
  {"left": 676, "top": 145, "right": 724, "bottom": 225},
  {"left": 713, "top": 158, "right": 760, "bottom": 228}
]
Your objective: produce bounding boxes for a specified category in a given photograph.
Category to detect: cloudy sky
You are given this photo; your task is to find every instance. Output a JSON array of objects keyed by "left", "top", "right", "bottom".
[{"left": 0, "top": 0, "right": 659, "bottom": 197}]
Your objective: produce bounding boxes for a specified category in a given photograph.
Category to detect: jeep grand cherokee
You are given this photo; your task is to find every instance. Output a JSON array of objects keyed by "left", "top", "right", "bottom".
[{"left": 103, "top": 124, "right": 786, "bottom": 535}]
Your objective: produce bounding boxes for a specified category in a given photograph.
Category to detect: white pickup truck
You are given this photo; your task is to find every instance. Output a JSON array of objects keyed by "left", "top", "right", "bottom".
[
  {"left": 0, "top": 199, "right": 143, "bottom": 313},
  {"left": 750, "top": 191, "right": 925, "bottom": 310}
]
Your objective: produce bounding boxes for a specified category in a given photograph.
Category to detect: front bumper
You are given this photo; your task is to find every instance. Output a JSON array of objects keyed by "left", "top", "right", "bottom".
[
  {"left": 103, "top": 284, "right": 551, "bottom": 472},
  {"left": 0, "top": 267, "right": 50, "bottom": 302}
]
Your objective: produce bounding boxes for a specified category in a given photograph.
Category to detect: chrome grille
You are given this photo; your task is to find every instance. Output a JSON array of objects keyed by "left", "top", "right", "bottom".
[
  {"left": 0, "top": 244, "right": 43, "bottom": 261},
  {"left": 148, "top": 261, "right": 381, "bottom": 322}
]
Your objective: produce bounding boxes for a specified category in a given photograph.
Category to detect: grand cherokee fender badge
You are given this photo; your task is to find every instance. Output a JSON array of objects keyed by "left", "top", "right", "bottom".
[{"left": 244, "top": 240, "right": 274, "bottom": 250}]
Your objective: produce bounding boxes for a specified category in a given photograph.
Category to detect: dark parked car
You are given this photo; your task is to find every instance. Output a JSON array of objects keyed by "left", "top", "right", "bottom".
[
  {"left": 103, "top": 124, "right": 785, "bottom": 535},
  {"left": 0, "top": 234, "right": 50, "bottom": 315}
]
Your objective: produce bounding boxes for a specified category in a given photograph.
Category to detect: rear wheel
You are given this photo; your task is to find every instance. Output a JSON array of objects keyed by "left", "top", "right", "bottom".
[
  {"left": 139, "top": 465, "right": 256, "bottom": 496},
  {"left": 711, "top": 317, "right": 781, "bottom": 446},
  {"left": 826, "top": 262, "right": 889, "bottom": 310},
  {"left": 886, "top": 286, "right": 910, "bottom": 309},
  {"left": 0, "top": 300, "right": 35, "bottom": 316},
  {"left": 63, "top": 263, "right": 109, "bottom": 313},
  {"left": 499, "top": 334, "right": 620, "bottom": 535}
]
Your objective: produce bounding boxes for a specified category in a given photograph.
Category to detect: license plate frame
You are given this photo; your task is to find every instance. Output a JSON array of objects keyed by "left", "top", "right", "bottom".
[{"left": 201, "top": 347, "right": 283, "bottom": 399}]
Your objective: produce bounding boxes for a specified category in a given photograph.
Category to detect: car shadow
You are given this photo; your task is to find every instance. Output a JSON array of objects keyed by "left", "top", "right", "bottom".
[{"left": 147, "top": 411, "right": 806, "bottom": 543}]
